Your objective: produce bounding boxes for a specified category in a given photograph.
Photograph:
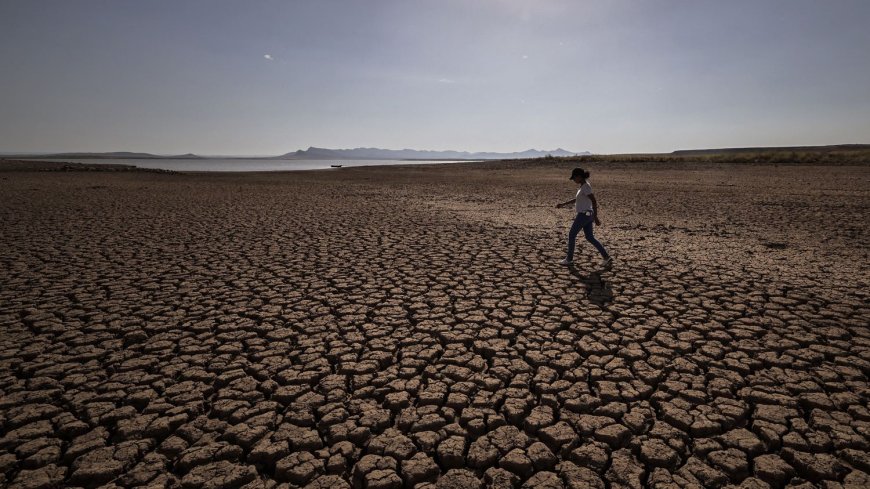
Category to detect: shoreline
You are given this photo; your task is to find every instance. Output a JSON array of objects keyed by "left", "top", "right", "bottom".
[{"left": 3, "top": 153, "right": 869, "bottom": 178}]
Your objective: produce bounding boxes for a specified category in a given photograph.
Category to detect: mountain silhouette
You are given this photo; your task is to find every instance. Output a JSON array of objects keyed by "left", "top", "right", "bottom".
[{"left": 280, "top": 147, "right": 590, "bottom": 160}]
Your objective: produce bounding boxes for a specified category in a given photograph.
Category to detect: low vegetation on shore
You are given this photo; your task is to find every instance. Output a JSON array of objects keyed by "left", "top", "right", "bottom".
[{"left": 558, "top": 144, "right": 870, "bottom": 166}]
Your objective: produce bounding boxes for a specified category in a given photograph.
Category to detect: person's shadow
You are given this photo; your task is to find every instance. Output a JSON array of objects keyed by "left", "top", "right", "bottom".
[{"left": 568, "top": 265, "right": 614, "bottom": 308}]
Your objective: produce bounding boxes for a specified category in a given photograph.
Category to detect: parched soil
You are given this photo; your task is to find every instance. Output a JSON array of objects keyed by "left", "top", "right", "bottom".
[{"left": 0, "top": 161, "right": 868, "bottom": 489}]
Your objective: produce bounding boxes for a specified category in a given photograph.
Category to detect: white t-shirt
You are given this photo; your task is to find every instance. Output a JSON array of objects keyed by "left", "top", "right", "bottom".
[{"left": 575, "top": 182, "right": 593, "bottom": 213}]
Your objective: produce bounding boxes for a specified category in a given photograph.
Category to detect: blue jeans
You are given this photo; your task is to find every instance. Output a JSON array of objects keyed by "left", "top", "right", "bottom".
[{"left": 567, "top": 212, "right": 609, "bottom": 261}]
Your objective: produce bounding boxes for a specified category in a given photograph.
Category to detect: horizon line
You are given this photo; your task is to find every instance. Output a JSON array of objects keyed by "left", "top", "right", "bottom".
[{"left": 3, "top": 142, "right": 869, "bottom": 158}]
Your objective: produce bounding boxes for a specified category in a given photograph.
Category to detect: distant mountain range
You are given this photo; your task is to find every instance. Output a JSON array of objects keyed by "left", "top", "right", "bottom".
[
  {"left": 6, "top": 144, "right": 867, "bottom": 161},
  {"left": 1, "top": 151, "right": 204, "bottom": 159},
  {"left": 2, "top": 148, "right": 589, "bottom": 160},
  {"left": 279, "top": 147, "right": 589, "bottom": 160}
]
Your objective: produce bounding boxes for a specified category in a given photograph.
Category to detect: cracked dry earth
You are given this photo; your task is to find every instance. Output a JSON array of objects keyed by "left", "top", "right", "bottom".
[{"left": 0, "top": 161, "right": 868, "bottom": 489}]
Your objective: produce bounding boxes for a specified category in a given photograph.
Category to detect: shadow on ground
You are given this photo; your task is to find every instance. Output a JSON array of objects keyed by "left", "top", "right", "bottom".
[{"left": 568, "top": 265, "right": 614, "bottom": 308}]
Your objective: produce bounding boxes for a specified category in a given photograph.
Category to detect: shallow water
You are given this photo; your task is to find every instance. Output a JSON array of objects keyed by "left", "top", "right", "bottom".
[{"left": 31, "top": 158, "right": 474, "bottom": 172}]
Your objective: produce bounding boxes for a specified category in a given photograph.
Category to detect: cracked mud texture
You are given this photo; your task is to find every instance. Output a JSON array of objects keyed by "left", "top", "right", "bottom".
[{"left": 0, "top": 160, "right": 868, "bottom": 489}]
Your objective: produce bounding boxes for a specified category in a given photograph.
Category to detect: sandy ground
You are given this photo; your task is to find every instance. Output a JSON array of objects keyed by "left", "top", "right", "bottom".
[{"left": 0, "top": 160, "right": 868, "bottom": 489}]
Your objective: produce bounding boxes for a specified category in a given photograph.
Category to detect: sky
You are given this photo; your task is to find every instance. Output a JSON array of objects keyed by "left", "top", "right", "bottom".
[{"left": 1, "top": 0, "right": 869, "bottom": 155}]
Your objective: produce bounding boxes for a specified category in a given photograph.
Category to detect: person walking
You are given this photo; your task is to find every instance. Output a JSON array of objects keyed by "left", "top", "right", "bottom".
[{"left": 555, "top": 168, "right": 612, "bottom": 266}]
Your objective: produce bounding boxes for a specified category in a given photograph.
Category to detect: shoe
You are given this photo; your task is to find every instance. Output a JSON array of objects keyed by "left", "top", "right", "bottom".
[
  {"left": 559, "top": 258, "right": 573, "bottom": 265},
  {"left": 601, "top": 256, "right": 613, "bottom": 267}
]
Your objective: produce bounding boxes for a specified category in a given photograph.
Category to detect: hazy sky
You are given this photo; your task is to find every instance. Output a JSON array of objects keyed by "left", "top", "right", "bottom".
[{"left": 1, "top": 0, "right": 869, "bottom": 155}]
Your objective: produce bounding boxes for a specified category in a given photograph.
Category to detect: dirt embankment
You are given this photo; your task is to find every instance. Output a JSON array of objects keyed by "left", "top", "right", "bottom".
[{"left": 0, "top": 159, "right": 176, "bottom": 173}]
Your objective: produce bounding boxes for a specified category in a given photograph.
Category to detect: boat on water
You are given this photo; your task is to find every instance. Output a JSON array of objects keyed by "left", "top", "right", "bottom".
[{"left": 330, "top": 164, "right": 343, "bottom": 168}]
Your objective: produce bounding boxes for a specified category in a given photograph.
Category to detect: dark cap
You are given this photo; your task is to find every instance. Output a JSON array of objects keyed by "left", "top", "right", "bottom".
[{"left": 570, "top": 168, "right": 589, "bottom": 180}]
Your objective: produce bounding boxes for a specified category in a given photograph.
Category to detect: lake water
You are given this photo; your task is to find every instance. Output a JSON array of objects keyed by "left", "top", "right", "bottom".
[{"left": 31, "top": 158, "right": 477, "bottom": 172}]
